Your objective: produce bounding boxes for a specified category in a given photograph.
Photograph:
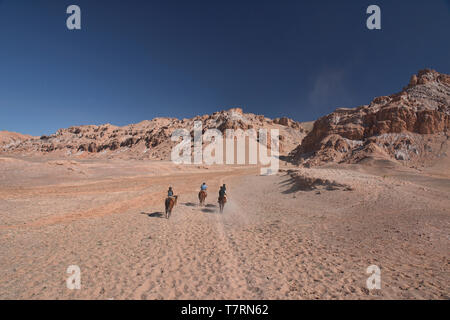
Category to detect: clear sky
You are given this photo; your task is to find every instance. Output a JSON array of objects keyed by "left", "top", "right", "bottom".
[{"left": 0, "top": 0, "right": 449, "bottom": 136}]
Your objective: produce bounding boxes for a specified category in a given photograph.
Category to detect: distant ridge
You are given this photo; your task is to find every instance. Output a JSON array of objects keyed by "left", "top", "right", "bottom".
[{"left": 0, "top": 108, "right": 306, "bottom": 160}]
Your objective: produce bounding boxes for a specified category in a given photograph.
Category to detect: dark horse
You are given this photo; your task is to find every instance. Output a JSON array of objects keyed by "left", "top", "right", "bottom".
[
  {"left": 218, "top": 195, "right": 227, "bottom": 213},
  {"left": 198, "top": 190, "right": 207, "bottom": 206},
  {"left": 165, "top": 195, "right": 178, "bottom": 219}
]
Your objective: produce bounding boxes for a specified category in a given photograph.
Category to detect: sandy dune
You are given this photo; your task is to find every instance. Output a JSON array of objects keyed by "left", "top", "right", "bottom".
[{"left": 0, "top": 156, "right": 448, "bottom": 299}]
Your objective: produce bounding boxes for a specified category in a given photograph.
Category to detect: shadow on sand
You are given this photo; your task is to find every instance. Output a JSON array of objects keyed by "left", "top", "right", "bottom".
[
  {"left": 201, "top": 208, "right": 217, "bottom": 213},
  {"left": 279, "top": 177, "right": 303, "bottom": 194},
  {"left": 140, "top": 211, "right": 165, "bottom": 218},
  {"left": 183, "top": 202, "right": 197, "bottom": 207}
]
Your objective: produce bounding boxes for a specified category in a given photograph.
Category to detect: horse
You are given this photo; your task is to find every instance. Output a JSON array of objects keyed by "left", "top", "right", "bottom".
[
  {"left": 165, "top": 195, "right": 178, "bottom": 219},
  {"left": 218, "top": 195, "right": 227, "bottom": 213},
  {"left": 198, "top": 190, "right": 207, "bottom": 206}
]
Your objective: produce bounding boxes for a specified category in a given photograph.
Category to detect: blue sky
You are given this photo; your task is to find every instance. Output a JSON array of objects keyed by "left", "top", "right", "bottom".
[{"left": 0, "top": 0, "right": 449, "bottom": 136}]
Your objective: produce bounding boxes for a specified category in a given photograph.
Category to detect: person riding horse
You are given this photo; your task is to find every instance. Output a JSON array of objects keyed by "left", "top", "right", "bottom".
[
  {"left": 219, "top": 184, "right": 226, "bottom": 199},
  {"left": 218, "top": 184, "right": 227, "bottom": 213},
  {"left": 199, "top": 182, "right": 208, "bottom": 206},
  {"left": 165, "top": 186, "right": 177, "bottom": 218}
]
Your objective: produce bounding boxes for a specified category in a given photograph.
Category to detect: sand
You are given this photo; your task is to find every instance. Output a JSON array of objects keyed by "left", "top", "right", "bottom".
[{"left": 0, "top": 156, "right": 448, "bottom": 299}]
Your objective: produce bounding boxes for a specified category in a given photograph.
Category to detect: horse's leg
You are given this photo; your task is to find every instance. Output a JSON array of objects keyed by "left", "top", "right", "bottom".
[{"left": 169, "top": 201, "right": 174, "bottom": 218}]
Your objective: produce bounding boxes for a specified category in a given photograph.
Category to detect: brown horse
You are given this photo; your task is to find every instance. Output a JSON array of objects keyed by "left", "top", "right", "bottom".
[
  {"left": 218, "top": 195, "right": 227, "bottom": 213},
  {"left": 198, "top": 190, "right": 207, "bottom": 206},
  {"left": 165, "top": 195, "right": 178, "bottom": 219}
]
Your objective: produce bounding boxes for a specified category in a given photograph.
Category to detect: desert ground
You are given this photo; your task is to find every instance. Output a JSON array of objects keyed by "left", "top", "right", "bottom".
[{"left": 0, "top": 155, "right": 448, "bottom": 300}]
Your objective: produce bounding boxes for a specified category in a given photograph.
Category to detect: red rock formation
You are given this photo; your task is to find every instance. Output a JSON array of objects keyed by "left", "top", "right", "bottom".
[
  {"left": 1, "top": 108, "right": 306, "bottom": 160},
  {"left": 291, "top": 69, "right": 450, "bottom": 166}
]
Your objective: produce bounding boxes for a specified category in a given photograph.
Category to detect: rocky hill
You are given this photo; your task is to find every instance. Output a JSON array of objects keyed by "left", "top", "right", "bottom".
[
  {"left": 1, "top": 108, "right": 306, "bottom": 161},
  {"left": 0, "top": 131, "right": 35, "bottom": 147},
  {"left": 290, "top": 69, "right": 450, "bottom": 167}
]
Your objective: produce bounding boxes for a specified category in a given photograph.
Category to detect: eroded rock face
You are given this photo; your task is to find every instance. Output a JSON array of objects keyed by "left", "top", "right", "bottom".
[
  {"left": 273, "top": 117, "right": 303, "bottom": 130},
  {"left": 0, "top": 131, "right": 35, "bottom": 149},
  {"left": 291, "top": 69, "right": 450, "bottom": 167},
  {"left": 1, "top": 108, "right": 306, "bottom": 160}
]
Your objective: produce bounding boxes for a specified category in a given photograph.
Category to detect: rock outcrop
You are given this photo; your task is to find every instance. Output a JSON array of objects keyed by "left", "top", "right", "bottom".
[
  {"left": 290, "top": 69, "right": 450, "bottom": 167},
  {"left": 1, "top": 108, "right": 306, "bottom": 160},
  {"left": 0, "top": 131, "right": 35, "bottom": 149}
]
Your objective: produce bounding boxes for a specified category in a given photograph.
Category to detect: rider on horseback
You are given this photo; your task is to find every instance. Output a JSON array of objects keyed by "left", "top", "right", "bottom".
[
  {"left": 218, "top": 184, "right": 227, "bottom": 212},
  {"left": 168, "top": 186, "right": 174, "bottom": 197},
  {"left": 219, "top": 184, "right": 227, "bottom": 199},
  {"left": 165, "top": 187, "right": 177, "bottom": 219},
  {"left": 198, "top": 182, "right": 208, "bottom": 206}
]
